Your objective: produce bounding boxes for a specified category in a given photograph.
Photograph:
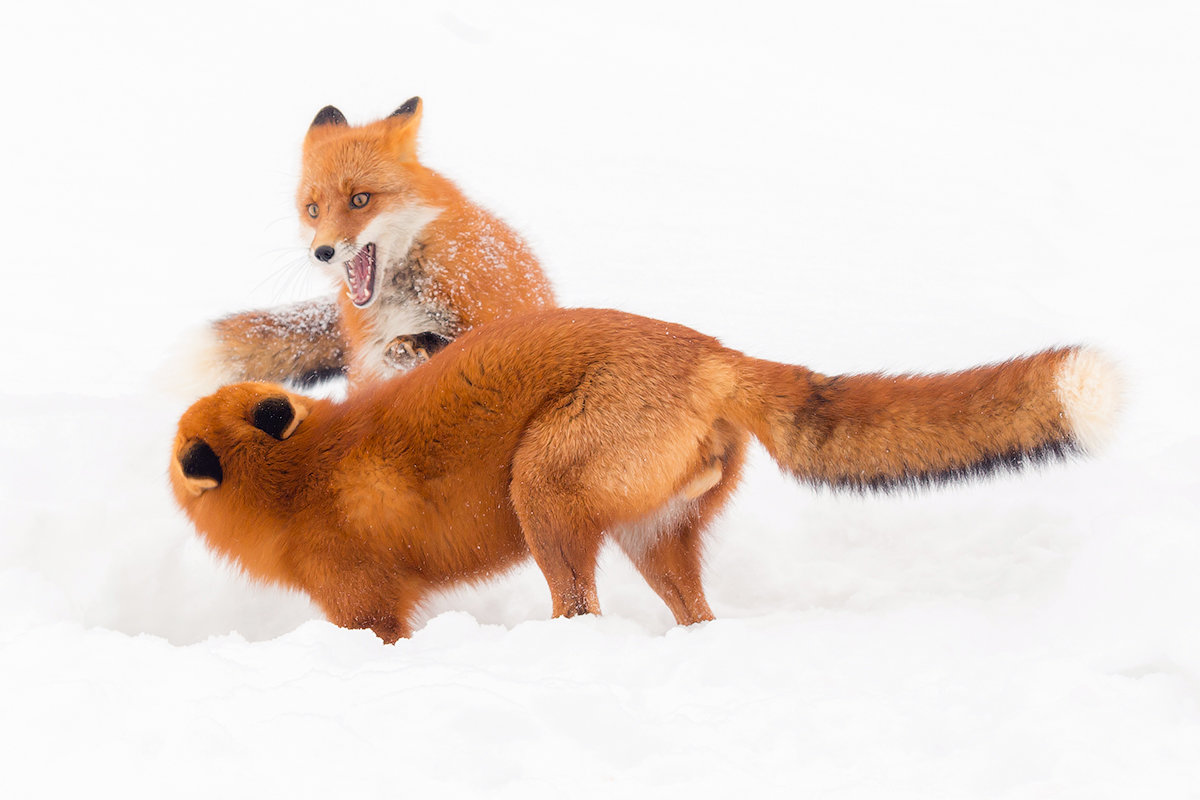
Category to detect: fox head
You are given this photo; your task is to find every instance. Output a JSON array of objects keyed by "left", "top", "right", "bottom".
[
  {"left": 170, "top": 383, "right": 311, "bottom": 502},
  {"left": 170, "top": 383, "right": 321, "bottom": 587},
  {"left": 297, "top": 98, "right": 446, "bottom": 309}
]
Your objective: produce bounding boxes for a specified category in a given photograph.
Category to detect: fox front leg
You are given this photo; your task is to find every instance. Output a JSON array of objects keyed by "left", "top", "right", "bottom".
[{"left": 383, "top": 332, "right": 453, "bottom": 371}]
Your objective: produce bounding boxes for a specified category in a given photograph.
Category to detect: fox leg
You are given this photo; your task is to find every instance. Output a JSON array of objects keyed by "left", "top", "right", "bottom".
[
  {"left": 322, "top": 603, "right": 412, "bottom": 644},
  {"left": 317, "top": 578, "right": 424, "bottom": 643},
  {"left": 509, "top": 414, "right": 610, "bottom": 618},
  {"left": 614, "top": 434, "right": 747, "bottom": 626},
  {"left": 518, "top": 514, "right": 604, "bottom": 618},
  {"left": 382, "top": 332, "right": 453, "bottom": 371},
  {"left": 359, "top": 613, "right": 413, "bottom": 645},
  {"left": 508, "top": 464, "right": 603, "bottom": 617},
  {"left": 616, "top": 512, "right": 715, "bottom": 626}
]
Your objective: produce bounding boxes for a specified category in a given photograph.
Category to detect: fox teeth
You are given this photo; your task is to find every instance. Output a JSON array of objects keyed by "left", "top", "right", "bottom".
[{"left": 343, "top": 243, "right": 377, "bottom": 308}]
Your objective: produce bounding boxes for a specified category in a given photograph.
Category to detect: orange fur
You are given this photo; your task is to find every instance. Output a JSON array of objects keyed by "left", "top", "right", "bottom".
[
  {"left": 202, "top": 99, "right": 555, "bottom": 391},
  {"left": 171, "top": 309, "right": 1114, "bottom": 642}
]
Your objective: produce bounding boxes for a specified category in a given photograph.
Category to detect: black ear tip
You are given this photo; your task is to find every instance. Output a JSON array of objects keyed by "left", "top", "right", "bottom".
[
  {"left": 391, "top": 97, "right": 421, "bottom": 118},
  {"left": 181, "top": 441, "right": 222, "bottom": 485},
  {"left": 251, "top": 396, "right": 296, "bottom": 440},
  {"left": 311, "top": 105, "right": 347, "bottom": 127}
]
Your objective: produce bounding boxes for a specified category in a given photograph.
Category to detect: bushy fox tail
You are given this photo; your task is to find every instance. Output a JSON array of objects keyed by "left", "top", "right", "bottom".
[
  {"left": 204, "top": 297, "right": 348, "bottom": 387},
  {"left": 159, "top": 297, "right": 348, "bottom": 401},
  {"left": 732, "top": 347, "right": 1121, "bottom": 492}
]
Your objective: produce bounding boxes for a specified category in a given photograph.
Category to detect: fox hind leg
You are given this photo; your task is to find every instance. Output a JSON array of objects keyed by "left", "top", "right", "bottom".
[
  {"left": 521, "top": 518, "right": 604, "bottom": 618},
  {"left": 509, "top": 480, "right": 604, "bottom": 618},
  {"left": 615, "top": 430, "right": 748, "bottom": 626},
  {"left": 615, "top": 507, "right": 715, "bottom": 626}
]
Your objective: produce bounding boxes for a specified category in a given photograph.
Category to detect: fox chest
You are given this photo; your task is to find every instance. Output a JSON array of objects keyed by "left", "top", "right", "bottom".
[{"left": 348, "top": 299, "right": 455, "bottom": 384}]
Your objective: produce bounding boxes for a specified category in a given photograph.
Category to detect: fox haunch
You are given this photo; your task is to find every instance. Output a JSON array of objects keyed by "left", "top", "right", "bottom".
[{"left": 170, "top": 308, "right": 1120, "bottom": 642}]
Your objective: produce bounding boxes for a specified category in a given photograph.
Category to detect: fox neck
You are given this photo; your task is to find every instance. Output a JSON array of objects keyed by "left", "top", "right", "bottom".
[{"left": 338, "top": 205, "right": 453, "bottom": 386}]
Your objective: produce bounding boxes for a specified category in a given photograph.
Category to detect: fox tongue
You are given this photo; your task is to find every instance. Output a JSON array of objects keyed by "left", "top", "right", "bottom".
[{"left": 344, "top": 243, "right": 376, "bottom": 308}]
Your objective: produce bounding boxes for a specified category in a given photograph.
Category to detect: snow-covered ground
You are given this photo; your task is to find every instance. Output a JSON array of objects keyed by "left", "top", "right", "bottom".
[{"left": 3, "top": 2, "right": 1199, "bottom": 796}]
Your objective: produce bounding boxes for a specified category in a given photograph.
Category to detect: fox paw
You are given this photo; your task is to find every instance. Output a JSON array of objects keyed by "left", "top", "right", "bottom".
[{"left": 383, "top": 332, "right": 452, "bottom": 371}]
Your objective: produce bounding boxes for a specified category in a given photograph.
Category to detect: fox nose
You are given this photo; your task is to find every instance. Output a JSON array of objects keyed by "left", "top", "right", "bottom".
[{"left": 314, "top": 245, "right": 336, "bottom": 263}]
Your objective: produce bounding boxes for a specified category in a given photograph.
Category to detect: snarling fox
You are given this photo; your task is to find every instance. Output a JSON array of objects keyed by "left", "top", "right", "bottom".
[
  {"left": 189, "top": 98, "right": 555, "bottom": 393},
  {"left": 170, "top": 308, "right": 1120, "bottom": 642}
]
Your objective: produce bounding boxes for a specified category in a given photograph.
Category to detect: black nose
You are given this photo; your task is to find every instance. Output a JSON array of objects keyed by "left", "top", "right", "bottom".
[{"left": 314, "top": 245, "right": 335, "bottom": 262}]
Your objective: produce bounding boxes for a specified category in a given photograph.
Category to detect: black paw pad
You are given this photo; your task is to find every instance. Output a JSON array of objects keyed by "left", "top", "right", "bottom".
[
  {"left": 181, "top": 440, "right": 222, "bottom": 486},
  {"left": 251, "top": 397, "right": 296, "bottom": 440}
]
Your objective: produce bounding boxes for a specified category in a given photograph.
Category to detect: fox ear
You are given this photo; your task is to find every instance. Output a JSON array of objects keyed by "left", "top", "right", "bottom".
[
  {"left": 179, "top": 440, "right": 222, "bottom": 496},
  {"left": 249, "top": 395, "right": 310, "bottom": 440},
  {"left": 305, "top": 106, "right": 348, "bottom": 149},
  {"left": 310, "top": 105, "right": 348, "bottom": 128},
  {"left": 390, "top": 97, "right": 421, "bottom": 119},
  {"left": 385, "top": 97, "right": 423, "bottom": 161}
]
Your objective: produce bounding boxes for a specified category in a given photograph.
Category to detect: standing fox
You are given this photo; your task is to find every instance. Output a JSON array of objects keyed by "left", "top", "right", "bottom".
[
  {"left": 170, "top": 308, "right": 1120, "bottom": 642},
  {"left": 192, "top": 98, "right": 555, "bottom": 392}
]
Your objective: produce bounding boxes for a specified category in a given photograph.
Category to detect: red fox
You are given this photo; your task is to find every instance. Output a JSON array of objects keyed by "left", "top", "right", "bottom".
[
  {"left": 170, "top": 308, "right": 1121, "bottom": 642},
  {"left": 191, "top": 98, "right": 555, "bottom": 392}
]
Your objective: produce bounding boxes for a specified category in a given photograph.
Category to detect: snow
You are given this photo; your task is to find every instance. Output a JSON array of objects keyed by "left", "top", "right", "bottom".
[{"left": 3, "top": 1, "right": 1199, "bottom": 797}]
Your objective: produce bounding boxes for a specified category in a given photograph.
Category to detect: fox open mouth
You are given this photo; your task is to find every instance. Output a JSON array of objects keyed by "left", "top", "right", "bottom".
[{"left": 344, "top": 243, "right": 377, "bottom": 308}]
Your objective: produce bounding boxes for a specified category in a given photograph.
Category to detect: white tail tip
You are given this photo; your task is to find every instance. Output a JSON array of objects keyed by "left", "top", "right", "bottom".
[
  {"left": 154, "top": 324, "right": 241, "bottom": 402},
  {"left": 1055, "top": 347, "right": 1123, "bottom": 454}
]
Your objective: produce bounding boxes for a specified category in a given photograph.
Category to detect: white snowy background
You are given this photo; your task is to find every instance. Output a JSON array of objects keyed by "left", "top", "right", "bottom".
[{"left": 2, "top": 1, "right": 1198, "bottom": 797}]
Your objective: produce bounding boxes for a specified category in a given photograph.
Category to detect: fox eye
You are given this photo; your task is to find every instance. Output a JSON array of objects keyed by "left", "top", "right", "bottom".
[
  {"left": 350, "top": 192, "right": 370, "bottom": 209},
  {"left": 306, "top": 203, "right": 319, "bottom": 218}
]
